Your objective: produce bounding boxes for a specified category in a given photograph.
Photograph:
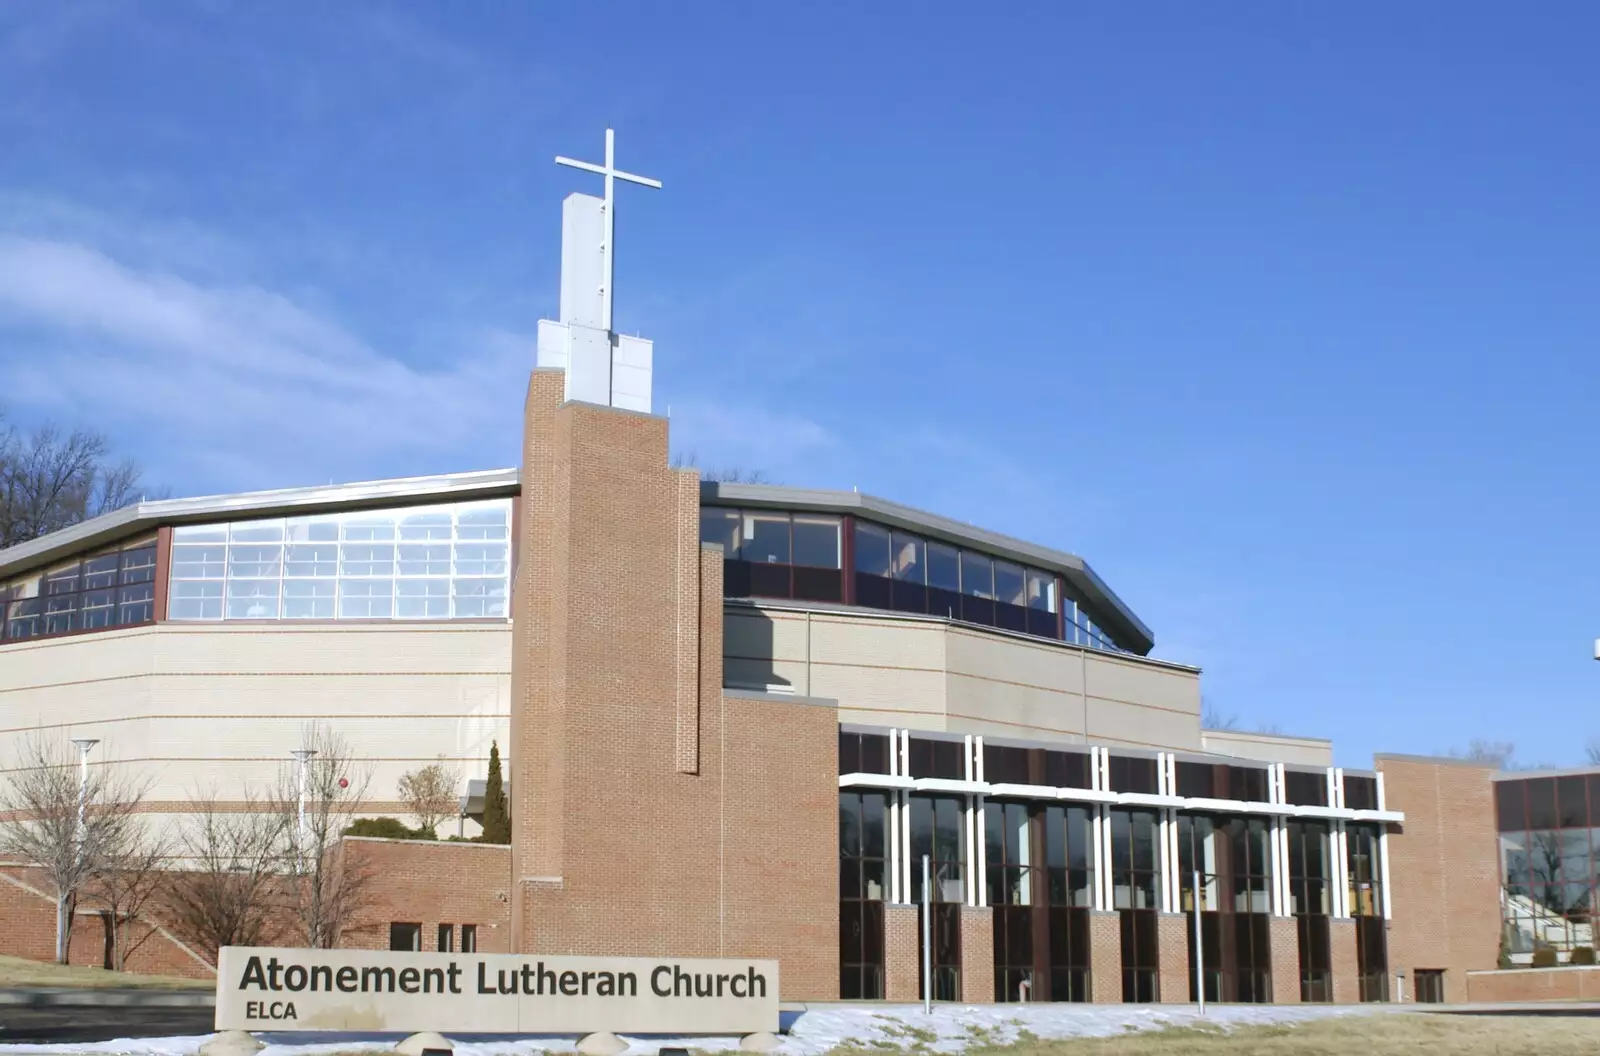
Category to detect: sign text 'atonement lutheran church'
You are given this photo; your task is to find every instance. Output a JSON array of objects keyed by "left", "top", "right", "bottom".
[{"left": 216, "top": 948, "right": 780, "bottom": 1034}]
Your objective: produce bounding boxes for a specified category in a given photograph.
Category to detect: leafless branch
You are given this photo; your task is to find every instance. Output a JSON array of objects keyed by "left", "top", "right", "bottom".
[
  {"left": 397, "top": 759, "right": 460, "bottom": 837},
  {"left": 162, "top": 789, "right": 289, "bottom": 965},
  {"left": 0, "top": 735, "right": 153, "bottom": 963},
  {"left": 274, "top": 723, "right": 376, "bottom": 949}
]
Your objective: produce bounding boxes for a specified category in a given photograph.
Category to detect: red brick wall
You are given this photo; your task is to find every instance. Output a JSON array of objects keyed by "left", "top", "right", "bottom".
[
  {"left": 885, "top": 904, "right": 919, "bottom": 1001},
  {"left": 1269, "top": 915, "right": 1300, "bottom": 1004},
  {"left": 1377, "top": 755, "right": 1501, "bottom": 1003},
  {"left": 1467, "top": 966, "right": 1600, "bottom": 1002},
  {"left": 1157, "top": 913, "right": 1189, "bottom": 1003},
  {"left": 342, "top": 838, "right": 512, "bottom": 953},
  {"left": 960, "top": 907, "right": 993, "bottom": 1003},
  {"left": 0, "top": 865, "right": 214, "bottom": 979},
  {"left": 1090, "top": 910, "right": 1121, "bottom": 1003},
  {"left": 1331, "top": 919, "right": 1359, "bottom": 1003}
]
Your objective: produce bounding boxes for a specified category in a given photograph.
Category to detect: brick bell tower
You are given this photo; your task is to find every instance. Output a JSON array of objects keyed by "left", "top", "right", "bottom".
[{"left": 506, "top": 131, "right": 837, "bottom": 994}]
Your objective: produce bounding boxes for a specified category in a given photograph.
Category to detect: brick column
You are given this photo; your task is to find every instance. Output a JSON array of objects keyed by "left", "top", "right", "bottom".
[
  {"left": 1157, "top": 913, "right": 1190, "bottom": 1004},
  {"left": 1269, "top": 916, "right": 1301, "bottom": 1004},
  {"left": 885, "top": 904, "right": 920, "bottom": 1001},
  {"left": 960, "top": 907, "right": 994, "bottom": 1004},
  {"left": 1331, "top": 919, "right": 1359, "bottom": 1004},
  {"left": 1090, "top": 910, "right": 1123, "bottom": 1004}
]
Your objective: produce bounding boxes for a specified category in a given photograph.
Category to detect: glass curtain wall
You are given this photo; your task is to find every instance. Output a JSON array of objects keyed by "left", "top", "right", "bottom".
[
  {"left": 1108, "top": 807, "right": 1161, "bottom": 1001},
  {"left": 700, "top": 507, "right": 1130, "bottom": 652},
  {"left": 1176, "top": 814, "right": 1274, "bottom": 1003},
  {"left": 839, "top": 791, "right": 888, "bottom": 998},
  {"left": 1347, "top": 822, "right": 1389, "bottom": 1001},
  {"left": 2, "top": 537, "right": 157, "bottom": 641},
  {"left": 1286, "top": 820, "right": 1333, "bottom": 1001},
  {"left": 985, "top": 800, "right": 1094, "bottom": 1002},
  {"left": 1497, "top": 775, "right": 1600, "bottom": 958},
  {"left": 909, "top": 794, "right": 966, "bottom": 1000},
  {"left": 167, "top": 499, "right": 511, "bottom": 622}
]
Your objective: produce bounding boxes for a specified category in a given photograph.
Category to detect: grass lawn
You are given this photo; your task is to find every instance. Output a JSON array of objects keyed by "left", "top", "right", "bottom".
[
  {"left": 0, "top": 953, "right": 212, "bottom": 990},
  {"left": 830, "top": 1012, "right": 1600, "bottom": 1056}
]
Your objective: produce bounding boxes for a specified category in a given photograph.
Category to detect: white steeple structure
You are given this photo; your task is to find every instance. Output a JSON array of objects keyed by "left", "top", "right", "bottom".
[{"left": 536, "top": 128, "right": 662, "bottom": 413}]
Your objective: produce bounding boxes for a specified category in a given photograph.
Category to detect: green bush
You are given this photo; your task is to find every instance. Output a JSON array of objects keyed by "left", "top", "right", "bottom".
[
  {"left": 1569, "top": 946, "right": 1596, "bottom": 966},
  {"left": 343, "top": 817, "right": 436, "bottom": 841},
  {"left": 1532, "top": 946, "right": 1558, "bottom": 968}
]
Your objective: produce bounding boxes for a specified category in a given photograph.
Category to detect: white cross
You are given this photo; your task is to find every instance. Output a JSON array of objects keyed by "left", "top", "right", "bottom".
[{"left": 555, "top": 128, "right": 661, "bottom": 333}]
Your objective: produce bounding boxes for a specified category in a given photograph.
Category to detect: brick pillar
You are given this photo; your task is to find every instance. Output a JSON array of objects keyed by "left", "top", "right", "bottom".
[
  {"left": 1270, "top": 916, "right": 1301, "bottom": 1004},
  {"left": 885, "top": 904, "right": 920, "bottom": 1001},
  {"left": 1331, "top": 919, "right": 1359, "bottom": 1004},
  {"left": 1090, "top": 910, "right": 1123, "bottom": 1004},
  {"left": 1157, "top": 913, "right": 1190, "bottom": 1004},
  {"left": 961, "top": 907, "right": 994, "bottom": 1004}
]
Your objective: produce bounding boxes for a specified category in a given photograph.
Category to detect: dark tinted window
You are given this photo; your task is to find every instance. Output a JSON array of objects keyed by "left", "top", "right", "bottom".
[
  {"left": 1109, "top": 755, "right": 1159, "bottom": 794},
  {"left": 1176, "top": 762, "right": 1215, "bottom": 799},
  {"left": 1229, "top": 767, "right": 1269, "bottom": 803},
  {"left": 909, "top": 738, "right": 965, "bottom": 780},
  {"left": 1344, "top": 776, "right": 1378, "bottom": 811},
  {"left": 839, "top": 731, "right": 890, "bottom": 775},
  {"left": 1527, "top": 778, "right": 1558, "bottom": 830},
  {"left": 1496, "top": 780, "right": 1526, "bottom": 832},
  {"left": 1045, "top": 750, "right": 1091, "bottom": 789},
  {"left": 1285, "top": 770, "right": 1328, "bottom": 807},
  {"left": 1559, "top": 776, "right": 1588, "bottom": 829}
]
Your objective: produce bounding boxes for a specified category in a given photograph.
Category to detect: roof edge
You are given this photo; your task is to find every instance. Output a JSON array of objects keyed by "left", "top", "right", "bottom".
[
  {"left": 701, "top": 481, "right": 1155, "bottom": 655},
  {"left": 0, "top": 468, "right": 520, "bottom": 580}
]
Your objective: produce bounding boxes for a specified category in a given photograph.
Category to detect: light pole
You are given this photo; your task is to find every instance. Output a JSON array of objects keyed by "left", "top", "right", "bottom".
[
  {"left": 291, "top": 748, "right": 318, "bottom": 841},
  {"left": 69, "top": 738, "right": 99, "bottom": 847}
]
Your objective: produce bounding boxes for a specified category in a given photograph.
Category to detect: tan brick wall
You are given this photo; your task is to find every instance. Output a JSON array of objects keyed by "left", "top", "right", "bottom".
[
  {"left": 961, "top": 907, "right": 993, "bottom": 1003},
  {"left": 1377, "top": 756, "right": 1500, "bottom": 1003},
  {"left": 1269, "top": 915, "right": 1300, "bottom": 1004},
  {"left": 1331, "top": 919, "right": 1359, "bottom": 1003},
  {"left": 1467, "top": 966, "right": 1600, "bottom": 1002},
  {"left": 885, "top": 904, "right": 919, "bottom": 1001},
  {"left": 1090, "top": 910, "right": 1122, "bottom": 1004},
  {"left": 508, "top": 376, "right": 839, "bottom": 1001},
  {"left": 342, "top": 838, "right": 512, "bottom": 953},
  {"left": 1157, "top": 912, "right": 1189, "bottom": 1004}
]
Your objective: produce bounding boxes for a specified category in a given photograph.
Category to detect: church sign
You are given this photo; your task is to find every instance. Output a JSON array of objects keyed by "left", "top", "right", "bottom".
[{"left": 215, "top": 948, "right": 779, "bottom": 1034}]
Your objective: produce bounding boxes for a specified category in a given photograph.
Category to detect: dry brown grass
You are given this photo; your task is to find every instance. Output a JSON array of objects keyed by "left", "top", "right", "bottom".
[
  {"left": 0, "top": 952, "right": 212, "bottom": 989},
  {"left": 830, "top": 1012, "right": 1600, "bottom": 1056}
]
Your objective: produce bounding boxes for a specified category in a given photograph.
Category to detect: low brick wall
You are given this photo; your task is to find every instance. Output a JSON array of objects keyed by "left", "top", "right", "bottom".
[{"left": 1466, "top": 965, "right": 1600, "bottom": 1002}]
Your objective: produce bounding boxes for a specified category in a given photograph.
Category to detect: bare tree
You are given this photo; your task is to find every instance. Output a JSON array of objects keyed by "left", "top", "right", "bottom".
[
  {"left": 0, "top": 735, "right": 151, "bottom": 963},
  {"left": 1201, "top": 700, "right": 1239, "bottom": 731},
  {"left": 1587, "top": 740, "right": 1600, "bottom": 766},
  {"left": 397, "top": 759, "right": 460, "bottom": 837},
  {"left": 163, "top": 790, "right": 289, "bottom": 965},
  {"left": 1450, "top": 740, "right": 1518, "bottom": 769},
  {"left": 276, "top": 723, "right": 374, "bottom": 949},
  {"left": 669, "top": 451, "right": 773, "bottom": 485},
  {"left": 87, "top": 820, "right": 173, "bottom": 972},
  {"left": 0, "top": 414, "right": 162, "bottom": 548}
]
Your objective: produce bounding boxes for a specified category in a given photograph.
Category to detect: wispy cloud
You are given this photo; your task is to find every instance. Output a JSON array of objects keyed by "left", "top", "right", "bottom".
[{"left": 0, "top": 236, "right": 530, "bottom": 490}]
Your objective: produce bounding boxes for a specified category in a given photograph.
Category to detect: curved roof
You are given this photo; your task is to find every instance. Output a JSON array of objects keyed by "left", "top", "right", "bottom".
[
  {"left": 700, "top": 481, "right": 1155, "bottom": 656},
  {"left": 0, "top": 469, "right": 1157, "bottom": 656}
]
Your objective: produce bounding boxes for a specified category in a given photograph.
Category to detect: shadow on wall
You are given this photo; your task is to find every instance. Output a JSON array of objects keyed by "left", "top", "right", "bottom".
[{"left": 724, "top": 606, "right": 793, "bottom": 694}]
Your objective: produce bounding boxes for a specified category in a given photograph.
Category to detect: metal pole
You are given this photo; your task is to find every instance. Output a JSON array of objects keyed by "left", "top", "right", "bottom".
[
  {"left": 69, "top": 738, "right": 99, "bottom": 853},
  {"left": 921, "top": 854, "right": 932, "bottom": 1014},
  {"left": 1193, "top": 868, "right": 1205, "bottom": 1015},
  {"left": 291, "top": 749, "right": 318, "bottom": 841}
]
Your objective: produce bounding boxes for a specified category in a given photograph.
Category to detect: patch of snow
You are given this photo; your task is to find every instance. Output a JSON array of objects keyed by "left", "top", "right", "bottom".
[{"left": 0, "top": 1003, "right": 1397, "bottom": 1056}]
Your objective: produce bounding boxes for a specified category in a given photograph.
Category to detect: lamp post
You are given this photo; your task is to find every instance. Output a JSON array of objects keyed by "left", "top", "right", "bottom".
[
  {"left": 291, "top": 748, "right": 318, "bottom": 841},
  {"left": 69, "top": 738, "right": 99, "bottom": 848}
]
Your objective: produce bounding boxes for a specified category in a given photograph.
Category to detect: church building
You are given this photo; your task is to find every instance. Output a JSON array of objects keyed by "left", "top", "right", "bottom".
[{"left": 0, "top": 132, "right": 1520, "bottom": 1006}]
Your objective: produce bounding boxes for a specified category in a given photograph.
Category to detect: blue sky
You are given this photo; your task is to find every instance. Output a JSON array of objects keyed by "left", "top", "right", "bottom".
[{"left": 2, "top": 2, "right": 1597, "bottom": 767}]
